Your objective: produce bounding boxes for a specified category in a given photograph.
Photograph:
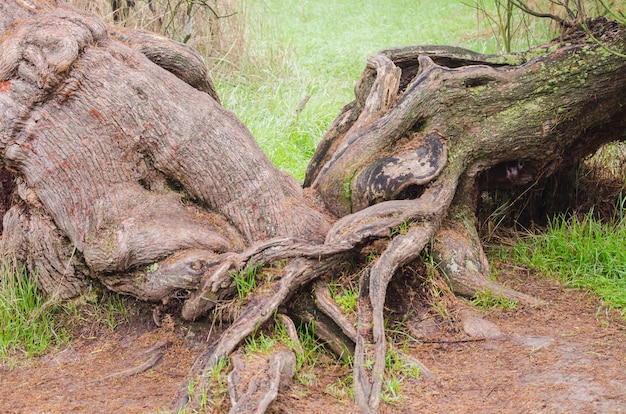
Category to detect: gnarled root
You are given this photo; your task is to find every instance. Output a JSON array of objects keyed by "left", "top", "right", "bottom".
[
  {"left": 175, "top": 254, "right": 349, "bottom": 410},
  {"left": 432, "top": 208, "right": 542, "bottom": 306},
  {"left": 227, "top": 348, "right": 296, "bottom": 414},
  {"left": 290, "top": 287, "right": 355, "bottom": 360}
]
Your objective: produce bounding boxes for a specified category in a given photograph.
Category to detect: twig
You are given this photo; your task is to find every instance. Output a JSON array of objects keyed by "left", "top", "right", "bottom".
[
  {"left": 510, "top": 0, "right": 574, "bottom": 27},
  {"left": 417, "top": 338, "right": 486, "bottom": 344},
  {"left": 86, "top": 340, "right": 170, "bottom": 385}
]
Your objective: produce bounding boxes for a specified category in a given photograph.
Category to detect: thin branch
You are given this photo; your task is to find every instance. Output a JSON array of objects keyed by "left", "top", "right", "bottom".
[
  {"left": 510, "top": 0, "right": 575, "bottom": 27},
  {"left": 418, "top": 338, "right": 487, "bottom": 344}
]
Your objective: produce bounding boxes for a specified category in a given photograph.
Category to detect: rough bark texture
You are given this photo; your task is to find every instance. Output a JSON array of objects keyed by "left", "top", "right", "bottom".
[
  {"left": 227, "top": 348, "right": 296, "bottom": 414},
  {"left": 0, "top": 1, "right": 330, "bottom": 302},
  {"left": 1, "top": 2, "right": 625, "bottom": 413},
  {"left": 302, "top": 26, "right": 626, "bottom": 410}
]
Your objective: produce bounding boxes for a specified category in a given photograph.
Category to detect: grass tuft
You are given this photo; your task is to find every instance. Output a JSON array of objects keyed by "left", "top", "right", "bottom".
[
  {"left": 0, "top": 259, "right": 68, "bottom": 363},
  {"left": 513, "top": 202, "right": 626, "bottom": 315},
  {"left": 230, "top": 262, "right": 263, "bottom": 300},
  {"left": 471, "top": 286, "right": 518, "bottom": 311}
]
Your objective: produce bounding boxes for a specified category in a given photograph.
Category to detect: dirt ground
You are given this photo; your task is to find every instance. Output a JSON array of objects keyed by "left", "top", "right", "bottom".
[{"left": 1, "top": 271, "right": 625, "bottom": 414}]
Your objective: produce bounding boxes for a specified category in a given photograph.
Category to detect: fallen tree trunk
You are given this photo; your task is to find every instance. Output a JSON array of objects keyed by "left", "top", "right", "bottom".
[
  {"left": 1, "top": 2, "right": 625, "bottom": 413},
  {"left": 304, "top": 23, "right": 626, "bottom": 409}
]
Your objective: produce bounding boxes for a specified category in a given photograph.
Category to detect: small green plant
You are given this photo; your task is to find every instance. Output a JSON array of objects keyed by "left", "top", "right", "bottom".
[
  {"left": 328, "top": 282, "right": 358, "bottom": 314},
  {"left": 244, "top": 329, "right": 277, "bottom": 354},
  {"left": 390, "top": 220, "right": 411, "bottom": 238},
  {"left": 101, "top": 293, "right": 129, "bottom": 331},
  {"left": 385, "top": 346, "right": 421, "bottom": 380},
  {"left": 295, "top": 321, "right": 323, "bottom": 367},
  {"left": 381, "top": 376, "right": 405, "bottom": 404},
  {"left": 0, "top": 259, "right": 68, "bottom": 362},
  {"left": 67, "top": 289, "right": 131, "bottom": 332},
  {"left": 292, "top": 320, "right": 339, "bottom": 385},
  {"left": 326, "top": 374, "right": 354, "bottom": 400},
  {"left": 245, "top": 317, "right": 331, "bottom": 387},
  {"left": 366, "top": 251, "right": 380, "bottom": 264},
  {"left": 184, "top": 357, "right": 230, "bottom": 412},
  {"left": 471, "top": 287, "right": 518, "bottom": 310},
  {"left": 378, "top": 345, "right": 421, "bottom": 405},
  {"left": 230, "top": 262, "right": 263, "bottom": 300}
]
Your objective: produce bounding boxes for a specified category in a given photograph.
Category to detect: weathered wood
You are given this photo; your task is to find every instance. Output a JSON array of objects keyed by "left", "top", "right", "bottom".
[
  {"left": 176, "top": 254, "right": 349, "bottom": 409},
  {"left": 308, "top": 21, "right": 626, "bottom": 220},
  {"left": 0, "top": 2, "right": 330, "bottom": 304},
  {"left": 290, "top": 288, "right": 355, "bottom": 360},
  {"left": 109, "top": 26, "right": 220, "bottom": 102},
  {"left": 433, "top": 207, "right": 542, "bottom": 305},
  {"left": 307, "top": 19, "right": 626, "bottom": 413},
  {"left": 2, "top": 2, "right": 626, "bottom": 414},
  {"left": 226, "top": 349, "right": 296, "bottom": 414},
  {"left": 313, "top": 280, "right": 357, "bottom": 342}
]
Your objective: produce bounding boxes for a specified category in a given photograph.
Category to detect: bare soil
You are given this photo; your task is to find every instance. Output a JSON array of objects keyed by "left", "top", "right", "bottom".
[{"left": 1, "top": 271, "right": 625, "bottom": 414}]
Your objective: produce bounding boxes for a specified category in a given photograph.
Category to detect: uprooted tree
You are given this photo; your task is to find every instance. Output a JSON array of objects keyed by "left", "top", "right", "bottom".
[{"left": 1, "top": 1, "right": 625, "bottom": 412}]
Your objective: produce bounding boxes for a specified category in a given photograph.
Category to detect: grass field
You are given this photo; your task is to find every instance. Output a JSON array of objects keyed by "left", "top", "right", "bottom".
[{"left": 514, "top": 205, "right": 626, "bottom": 315}]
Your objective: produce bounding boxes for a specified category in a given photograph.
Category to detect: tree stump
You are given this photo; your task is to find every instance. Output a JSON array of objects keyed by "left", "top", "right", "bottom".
[{"left": 1, "top": 2, "right": 625, "bottom": 412}]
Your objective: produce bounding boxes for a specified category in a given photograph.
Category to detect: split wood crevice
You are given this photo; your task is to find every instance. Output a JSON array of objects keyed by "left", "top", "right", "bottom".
[{"left": 1, "top": 3, "right": 625, "bottom": 413}]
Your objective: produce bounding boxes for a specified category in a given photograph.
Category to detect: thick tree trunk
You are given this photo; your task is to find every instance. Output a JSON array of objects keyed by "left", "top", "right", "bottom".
[
  {"left": 1, "top": 2, "right": 625, "bottom": 413},
  {"left": 0, "top": 1, "right": 330, "bottom": 302}
]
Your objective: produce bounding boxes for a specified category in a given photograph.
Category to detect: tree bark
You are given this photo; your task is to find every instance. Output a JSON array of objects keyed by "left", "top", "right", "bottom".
[
  {"left": 0, "top": 1, "right": 330, "bottom": 302},
  {"left": 1, "top": 2, "right": 625, "bottom": 413}
]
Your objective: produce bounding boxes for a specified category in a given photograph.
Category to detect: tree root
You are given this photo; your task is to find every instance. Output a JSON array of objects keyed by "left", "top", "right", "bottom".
[
  {"left": 175, "top": 254, "right": 349, "bottom": 410},
  {"left": 175, "top": 173, "right": 460, "bottom": 413},
  {"left": 313, "top": 280, "right": 358, "bottom": 343},
  {"left": 354, "top": 221, "right": 439, "bottom": 413},
  {"left": 290, "top": 290, "right": 355, "bottom": 360},
  {"left": 181, "top": 238, "right": 355, "bottom": 321},
  {"left": 276, "top": 314, "right": 304, "bottom": 360},
  {"left": 433, "top": 212, "right": 543, "bottom": 306},
  {"left": 349, "top": 174, "right": 458, "bottom": 413},
  {"left": 86, "top": 339, "right": 170, "bottom": 385},
  {"left": 227, "top": 349, "right": 296, "bottom": 414}
]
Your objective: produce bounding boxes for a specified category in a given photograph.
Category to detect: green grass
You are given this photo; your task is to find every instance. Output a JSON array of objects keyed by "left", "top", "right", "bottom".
[
  {"left": 243, "top": 328, "right": 277, "bottom": 354},
  {"left": 328, "top": 282, "right": 358, "bottom": 314},
  {"left": 183, "top": 357, "right": 230, "bottom": 413},
  {"left": 379, "top": 344, "right": 421, "bottom": 405},
  {"left": 0, "top": 260, "right": 68, "bottom": 363},
  {"left": 471, "top": 286, "right": 518, "bottom": 311},
  {"left": 0, "top": 258, "right": 133, "bottom": 364},
  {"left": 513, "top": 204, "right": 626, "bottom": 315},
  {"left": 242, "top": 317, "right": 336, "bottom": 390},
  {"left": 230, "top": 262, "right": 263, "bottom": 300}
]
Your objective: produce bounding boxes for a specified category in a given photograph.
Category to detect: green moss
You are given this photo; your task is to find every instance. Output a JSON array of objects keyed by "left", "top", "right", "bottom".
[
  {"left": 343, "top": 180, "right": 352, "bottom": 200},
  {"left": 146, "top": 262, "right": 159, "bottom": 273}
]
